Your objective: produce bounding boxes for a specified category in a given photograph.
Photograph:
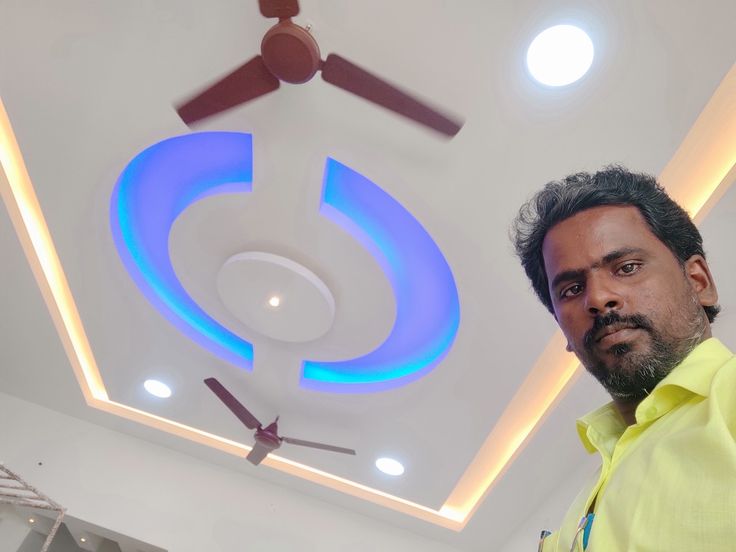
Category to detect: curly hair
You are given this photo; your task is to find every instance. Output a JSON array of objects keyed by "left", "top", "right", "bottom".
[{"left": 511, "top": 166, "right": 720, "bottom": 323}]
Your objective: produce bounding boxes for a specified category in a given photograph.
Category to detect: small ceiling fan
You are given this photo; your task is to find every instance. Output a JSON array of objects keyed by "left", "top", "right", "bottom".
[
  {"left": 176, "top": 0, "right": 463, "bottom": 136},
  {"left": 204, "top": 377, "right": 356, "bottom": 466}
]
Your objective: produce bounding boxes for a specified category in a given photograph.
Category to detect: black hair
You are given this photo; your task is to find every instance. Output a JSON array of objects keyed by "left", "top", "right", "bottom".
[{"left": 511, "top": 165, "right": 720, "bottom": 323}]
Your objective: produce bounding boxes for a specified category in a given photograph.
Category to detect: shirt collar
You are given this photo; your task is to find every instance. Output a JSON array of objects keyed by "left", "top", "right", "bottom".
[
  {"left": 576, "top": 337, "right": 734, "bottom": 453},
  {"left": 648, "top": 337, "right": 733, "bottom": 399},
  {"left": 576, "top": 402, "right": 624, "bottom": 454}
]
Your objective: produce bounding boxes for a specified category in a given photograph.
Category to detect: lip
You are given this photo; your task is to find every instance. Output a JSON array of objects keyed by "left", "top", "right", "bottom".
[{"left": 597, "top": 326, "right": 640, "bottom": 346}]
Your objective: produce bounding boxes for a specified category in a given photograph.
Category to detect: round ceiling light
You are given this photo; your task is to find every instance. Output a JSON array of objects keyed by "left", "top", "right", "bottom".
[
  {"left": 375, "top": 457, "right": 405, "bottom": 476},
  {"left": 268, "top": 295, "right": 281, "bottom": 308},
  {"left": 143, "top": 379, "right": 172, "bottom": 398},
  {"left": 526, "top": 24, "right": 594, "bottom": 86}
]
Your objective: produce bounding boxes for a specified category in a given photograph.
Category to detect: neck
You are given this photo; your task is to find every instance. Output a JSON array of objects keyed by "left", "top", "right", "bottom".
[
  {"left": 611, "top": 327, "right": 713, "bottom": 426},
  {"left": 612, "top": 398, "right": 639, "bottom": 426}
]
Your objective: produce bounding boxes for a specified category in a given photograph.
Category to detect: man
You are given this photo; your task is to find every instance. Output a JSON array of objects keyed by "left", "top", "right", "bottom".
[{"left": 512, "top": 166, "right": 736, "bottom": 551}]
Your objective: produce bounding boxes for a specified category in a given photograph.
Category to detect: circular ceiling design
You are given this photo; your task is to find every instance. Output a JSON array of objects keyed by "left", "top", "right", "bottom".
[
  {"left": 110, "top": 132, "right": 460, "bottom": 392},
  {"left": 216, "top": 251, "right": 336, "bottom": 343}
]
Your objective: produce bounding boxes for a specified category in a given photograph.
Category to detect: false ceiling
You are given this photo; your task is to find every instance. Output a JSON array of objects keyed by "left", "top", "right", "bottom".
[{"left": 1, "top": 1, "right": 736, "bottom": 549}]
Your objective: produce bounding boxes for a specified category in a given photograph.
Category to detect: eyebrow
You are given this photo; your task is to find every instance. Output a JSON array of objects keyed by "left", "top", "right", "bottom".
[{"left": 550, "top": 247, "right": 646, "bottom": 291}]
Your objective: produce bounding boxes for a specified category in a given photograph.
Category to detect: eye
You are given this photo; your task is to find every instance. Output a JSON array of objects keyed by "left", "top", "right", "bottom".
[
  {"left": 617, "top": 262, "right": 641, "bottom": 275},
  {"left": 560, "top": 283, "right": 583, "bottom": 299}
]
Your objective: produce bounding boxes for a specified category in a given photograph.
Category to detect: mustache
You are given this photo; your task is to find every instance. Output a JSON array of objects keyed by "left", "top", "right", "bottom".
[{"left": 583, "top": 312, "right": 653, "bottom": 350}]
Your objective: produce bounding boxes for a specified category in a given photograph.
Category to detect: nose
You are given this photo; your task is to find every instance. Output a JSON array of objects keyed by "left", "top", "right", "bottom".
[{"left": 584, "top": 273, "right": 622, "bottom": 315}]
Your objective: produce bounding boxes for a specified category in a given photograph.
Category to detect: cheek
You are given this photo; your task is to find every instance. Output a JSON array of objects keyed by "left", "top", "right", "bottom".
[
  {"left": 630, "top": 279, "right": 694, "bottom": 334},
  {"left": 555, "top": 309, "right": 585, "bottom": 343},
  {"left": 634, "top": 287, "right": 657, "bottom": 313}
]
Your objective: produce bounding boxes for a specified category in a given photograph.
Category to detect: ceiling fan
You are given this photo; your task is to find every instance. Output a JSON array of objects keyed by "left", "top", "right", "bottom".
[
  {"left": 204, "top": 377, "right": 356, "bottom": 466},
  {"left": 176, "top": 0, "right": 463, "bottom": 136}
]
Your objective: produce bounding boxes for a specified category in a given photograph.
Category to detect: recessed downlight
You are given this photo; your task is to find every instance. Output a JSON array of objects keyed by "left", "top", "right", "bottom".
[
  {"left": 28, "top": 518, "right": 35, "bottom": 524},
  {"left": 268, "top": 295, "right": 281, "bottom": 308},
  {"left": 143, "top": 379, "right": 172, "bottom": 398},
  {"left": 526, "top": 24, "right": 594, "bottom": 86},
  {"left": 375, "top": 457, "right": 405, "bottom": 476}
]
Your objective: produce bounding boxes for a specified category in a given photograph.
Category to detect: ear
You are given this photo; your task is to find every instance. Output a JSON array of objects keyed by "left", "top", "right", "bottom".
[
  {"left": 566, "top": 342, "right": 573, "bottom": 352},
  {"left": 684, "top": 255, "right": 718, "bottom": 307}
]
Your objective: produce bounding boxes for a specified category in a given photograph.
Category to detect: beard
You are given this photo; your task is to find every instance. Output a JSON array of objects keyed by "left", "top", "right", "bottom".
[{"left": 577, "top": 302, "right": 706, "bottom": 402}]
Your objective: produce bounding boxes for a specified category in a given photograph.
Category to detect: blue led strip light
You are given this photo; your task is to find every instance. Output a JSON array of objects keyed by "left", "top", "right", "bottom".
[
  {"left": 304, "top": 158, "right": 460, "bottom": 392},
  {"left": 110, "top": 132, "right": 255, "bottom": 368}
]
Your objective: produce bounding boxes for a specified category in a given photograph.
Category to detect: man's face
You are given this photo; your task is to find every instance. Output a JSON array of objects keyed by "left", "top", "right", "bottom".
[{"left": 542, "top": 205, "right": 716, "bottom": 401}]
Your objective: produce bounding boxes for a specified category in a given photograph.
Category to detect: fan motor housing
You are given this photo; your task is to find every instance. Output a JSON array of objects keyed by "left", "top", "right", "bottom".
[
  {"left": 255, "top": 427, "right": 282, "bottom": 449},
  {"left": 261, "top": 21, "right": 321, "bottom": 83}
]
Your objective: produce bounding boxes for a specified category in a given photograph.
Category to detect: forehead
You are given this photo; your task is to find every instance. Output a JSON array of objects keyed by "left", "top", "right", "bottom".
[{"left": 542, "top": 205, "right": 669, "bottom": 276}]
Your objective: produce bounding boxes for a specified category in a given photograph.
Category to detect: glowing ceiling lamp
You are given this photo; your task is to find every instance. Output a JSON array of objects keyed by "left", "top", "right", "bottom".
[
  {"left": 143, "top": 379, "right": 172, "bottom": 398},
  {"left": 526, "top": 24, "right": 594, "bottom": 86},
  {"left": 375, "top": 457, "right": 405, "bottom": 476}
]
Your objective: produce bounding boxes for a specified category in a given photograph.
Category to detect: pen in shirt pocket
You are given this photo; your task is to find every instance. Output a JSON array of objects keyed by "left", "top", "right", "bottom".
[{"left": 538, "top": 530, "right": 552, "bottom": 552}]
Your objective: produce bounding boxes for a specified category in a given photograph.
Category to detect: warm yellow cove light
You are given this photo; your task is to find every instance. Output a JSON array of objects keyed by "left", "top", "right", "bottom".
[
  {"left": 0, "top": 99, "right": 107, "bottom": 403},
  {"left": 1, "top": 61, "right": 735, "bottom": 530}
]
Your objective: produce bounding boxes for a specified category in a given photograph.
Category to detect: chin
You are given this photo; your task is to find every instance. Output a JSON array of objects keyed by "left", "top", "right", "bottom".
[{"left": 607, "top": 341, "right": 637, "bottom": 357}]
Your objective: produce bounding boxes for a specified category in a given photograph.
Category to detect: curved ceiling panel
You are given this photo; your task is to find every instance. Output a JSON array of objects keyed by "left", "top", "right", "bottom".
[
  {"left": 110, "top": 132, "right": 255, "bottom": 369},
  {"left": 305, "top": 158, "right": 460, "bottom": 392}
]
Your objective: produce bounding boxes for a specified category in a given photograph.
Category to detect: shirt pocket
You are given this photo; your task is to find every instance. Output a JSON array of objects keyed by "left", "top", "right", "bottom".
[{"left": 540, "top": 531, "right": 560, "bottom": 552}]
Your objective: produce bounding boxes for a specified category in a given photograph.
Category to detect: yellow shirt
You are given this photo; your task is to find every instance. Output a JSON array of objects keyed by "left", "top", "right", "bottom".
[{"left": 541, "top": 338, "right": 736, "bottom": 551}]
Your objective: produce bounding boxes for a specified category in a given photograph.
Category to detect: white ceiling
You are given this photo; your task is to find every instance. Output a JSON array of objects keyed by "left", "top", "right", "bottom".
[{"left": 1, "top": 0, "right": 736, "bottom": 549}]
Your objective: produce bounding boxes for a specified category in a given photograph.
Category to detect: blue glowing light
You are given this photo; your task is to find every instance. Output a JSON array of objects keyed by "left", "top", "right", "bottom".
[
  {"left": 304, "top": 158, "right": 460, "bottom": 392},
  {"left": 111, "top": 134, "right": 459, "bottom": 392},
  {"left": 110, "top": 132, "right": 255, "bottom": 368}
]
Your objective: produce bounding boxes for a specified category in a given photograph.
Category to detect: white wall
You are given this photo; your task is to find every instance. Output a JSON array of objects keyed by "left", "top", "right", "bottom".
[
  {"left": 0, "top": 392, "right": 461, "bottom": 552},
  {"left": 18, "top": 525, "right": 83, "bottom": 552},
  {"left": 0, "top": 505, "right": 33, "bottom": 551},
  {"left": 18, "top": 530, "right": 47, "bottom": 552}
]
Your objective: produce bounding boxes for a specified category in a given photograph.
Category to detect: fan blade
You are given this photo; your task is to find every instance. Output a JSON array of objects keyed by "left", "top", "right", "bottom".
[
  {"left": 204, "top": 378, "right": 262, "bottom": 430},
  {"left": 246, "top": 442, "right": 272, "bottom": 466},
  {"left": 321, "top": 53, "right": 463, "bottom": 137},
  {"left": 282, "top": 436, "right": 356, "bottom": 456},
  {"left": 176, "top": 56, "right": 280, "bottom": 125},
  {"left": 258, "top": 0, "right": 299, "bottom": 19}
]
